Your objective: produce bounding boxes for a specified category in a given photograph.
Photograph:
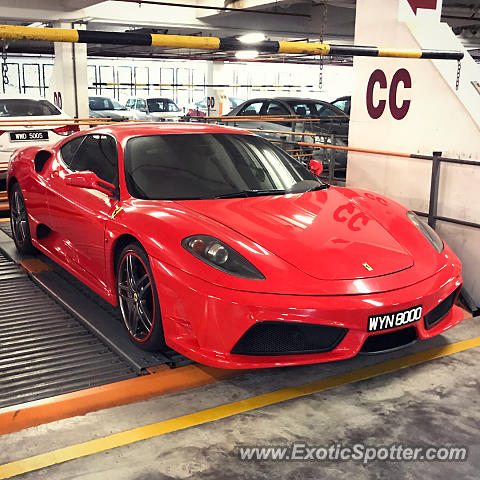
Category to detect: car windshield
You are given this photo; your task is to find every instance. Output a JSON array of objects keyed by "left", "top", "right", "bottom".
[
  {"left": 0, "top": 99, "right": 61, "bottom": 117},
  {"left": 89, "top": 97, "right": 126, "bottom": 111},
  {"left": 146, "top": 98, "right": 180, "bottom": 113},
  {"left": 124, "top": 133, "right": 325, "bottom": 200}
]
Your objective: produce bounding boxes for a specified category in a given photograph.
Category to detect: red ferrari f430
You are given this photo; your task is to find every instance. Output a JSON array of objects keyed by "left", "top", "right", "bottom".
[{"left": 7, "top": 123, "right": 464, "bottom": 368}]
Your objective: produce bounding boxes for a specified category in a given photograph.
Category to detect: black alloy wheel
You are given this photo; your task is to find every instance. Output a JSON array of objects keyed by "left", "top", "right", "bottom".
[
  {"left": 117, "top": 243, "right": 165, "bottom": 350},
  {"left": 9, "top": 183, "right": 36, "bottom": 254}
]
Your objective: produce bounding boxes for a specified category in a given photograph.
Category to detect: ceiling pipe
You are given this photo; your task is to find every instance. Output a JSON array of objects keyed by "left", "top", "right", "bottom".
[{"left": 0, "top": 24, "right": 464, "bottom": 61}]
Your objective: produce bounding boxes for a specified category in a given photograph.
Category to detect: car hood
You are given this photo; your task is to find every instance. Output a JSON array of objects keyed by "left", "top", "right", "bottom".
[
  {"left": 90, "top": 109, "right": 131, "bottom": 120},
  {"left": 175, "top": 188, "right": 414, "bottom": 281}
]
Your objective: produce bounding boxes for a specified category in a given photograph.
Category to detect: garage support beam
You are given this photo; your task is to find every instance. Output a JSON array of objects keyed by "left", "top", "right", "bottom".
[
  {"left": 0, "top": 25, "right": 464, "bottom": 60},
  {"left": 51, "top": 22, "right": 89, "bottom": 119}
]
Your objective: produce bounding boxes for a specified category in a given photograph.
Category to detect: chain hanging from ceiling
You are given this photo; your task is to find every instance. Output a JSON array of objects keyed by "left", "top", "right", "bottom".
[
  {"left": 319, "top": 1, "right": 328, "bottom": 90},
  {"left": 1, "top": 41, "right": 9, "bottom": 94},
  {"left": 456, "top": 59, "right": 462, "bottom": 91}
]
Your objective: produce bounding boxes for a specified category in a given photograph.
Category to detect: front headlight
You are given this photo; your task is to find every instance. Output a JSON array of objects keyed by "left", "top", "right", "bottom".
[
  {"left": 407, "top": 212, "right": 444, "bottom": 253},
  {"left": 182, "top": 235, "right": 265, "bottom": 280}
]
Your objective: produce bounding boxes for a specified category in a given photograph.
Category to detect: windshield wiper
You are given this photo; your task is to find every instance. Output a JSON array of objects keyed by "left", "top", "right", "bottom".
[
  {"left": 212, "top": 189, "right": 287, "bottom": 199},
  {"left": 304, "top": 184, "right": 330, "bottom": 192}
]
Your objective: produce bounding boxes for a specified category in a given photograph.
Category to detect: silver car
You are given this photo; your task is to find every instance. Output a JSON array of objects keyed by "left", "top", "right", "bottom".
[
  {"left": 125, "top": 97, "right": 184, "bottom": 121},
  {"left": 89, "top": 96, "right": 133, "bottom": 122}
]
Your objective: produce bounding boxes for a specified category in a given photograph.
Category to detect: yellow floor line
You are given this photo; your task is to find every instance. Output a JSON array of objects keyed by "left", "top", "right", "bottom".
[{"left": 1, "top": 335, "right": 480, "bottom": 479}]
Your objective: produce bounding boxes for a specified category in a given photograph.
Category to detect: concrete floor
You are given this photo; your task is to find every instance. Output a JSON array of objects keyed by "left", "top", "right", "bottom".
[{"left": 1, "top": 315, "right": 479, "bottom": 480}]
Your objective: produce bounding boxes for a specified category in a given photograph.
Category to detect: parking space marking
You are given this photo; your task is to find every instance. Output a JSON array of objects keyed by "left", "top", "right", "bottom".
[{"left": 1, "top": 335, "right": 480, "bottom": 479}]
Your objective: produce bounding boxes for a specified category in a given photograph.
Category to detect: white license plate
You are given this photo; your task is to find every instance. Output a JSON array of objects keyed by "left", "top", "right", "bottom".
[
  {"left": 368, "top": 305, "right": 423, "bottom": 332},
  {"left": 10, "top": 131, "right": 49, "bottom": 141}
]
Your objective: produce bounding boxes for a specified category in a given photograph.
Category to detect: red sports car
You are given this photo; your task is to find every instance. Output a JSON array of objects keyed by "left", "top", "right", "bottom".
[{"left": 7, "top": 123, "right": 464, "bottom": 368}]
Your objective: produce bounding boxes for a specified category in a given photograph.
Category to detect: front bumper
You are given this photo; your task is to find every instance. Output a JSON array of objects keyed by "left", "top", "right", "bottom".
[{"left": 150, "top": 257, "right": 463, "bottom": 369}]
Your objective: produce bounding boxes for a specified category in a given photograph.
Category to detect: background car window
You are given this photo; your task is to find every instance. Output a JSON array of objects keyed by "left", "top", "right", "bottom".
[
  {"left": 69, "top": 134, "right": 118, "bottom": 185},
  {"left": 60, "top": 136, "right": 85, "bottom": 168},
  {"left": 126, "top": 99, "right": 135, "bottom": 108},
  {"left": 146, "top": 98, "right": 180, "bottom": 113},
  {"left": 168, "top": 100, "right": 180, "bottom": 112},
  {"left": 265, "top": 102, "right": 289, "bottom": 116},
  {"left": 0, "top": 99, "right": 60, "bottom": 117},
  {"left": 238, "top": 102, "right": 263, "bottom": 116},
  {"left": 315, "top": 104, "right": 345, "bottom": 119},
  {"left": 332, "top": 99, "right": 348, "bottom": 112},
  {"left": 196, "top": 99, "right": 207, "bottom": 109},
  {"left": 136, "top": 99, "right": 147, "bottom": 110}
]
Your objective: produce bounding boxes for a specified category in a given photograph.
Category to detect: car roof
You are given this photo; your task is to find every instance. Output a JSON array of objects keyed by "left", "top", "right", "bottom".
[
  {"left": 83, "top": 122, "right": 252, "bottom": 141},
  {"left": 128, "top": 97, "right": 174, "bottom": 100},
  {"left": 0, "top": 95, "right": 54, "bottom": 101},
  {"left": 245, "top": 97, "right": 331, "bottom": 102}
]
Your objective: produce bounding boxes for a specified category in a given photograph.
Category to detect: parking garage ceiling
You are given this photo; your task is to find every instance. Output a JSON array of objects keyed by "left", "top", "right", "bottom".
[{"left": 1, "top": 0, "right": 480, "bottom": 62}]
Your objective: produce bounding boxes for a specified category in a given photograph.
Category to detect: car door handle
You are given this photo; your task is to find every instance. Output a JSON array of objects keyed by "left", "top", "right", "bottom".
[{"left": 258, "top": 125, "right": 264, "bottom": 130}]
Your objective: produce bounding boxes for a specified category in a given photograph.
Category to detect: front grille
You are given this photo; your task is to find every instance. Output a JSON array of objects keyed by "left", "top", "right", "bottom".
[
  {"left": 230, "top": 321, "right": 347, "bottom": 356},
  {"left": 360, "top": 326, "right": 417, "bottom": 354},
  {"left": 424, "top": 288, "right": 459, "bottom": 330}
]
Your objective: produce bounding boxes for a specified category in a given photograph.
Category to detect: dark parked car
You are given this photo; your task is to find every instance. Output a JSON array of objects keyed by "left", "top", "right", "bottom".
[
  {"left": 225, "top": 97, "right": 349, "bottom": 173},
  {"left": 331, "top": 96, "right": 351, "bottom": 115},
  {"left": 226, "top": 97, "right": 349, "bottom": 136}
]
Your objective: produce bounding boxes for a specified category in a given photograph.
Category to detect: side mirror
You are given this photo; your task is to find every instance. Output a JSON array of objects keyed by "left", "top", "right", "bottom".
[
  {"left": 309, "top": 159, "right": 324, "bottom": 176},
  {"left": 65, "top": 171, "right": 116, "bottom": 197}
]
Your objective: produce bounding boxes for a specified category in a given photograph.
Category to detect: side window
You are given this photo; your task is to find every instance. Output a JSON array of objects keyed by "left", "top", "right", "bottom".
[
  {"left": 265, "top": 101, "right": 289, "bottom": 116},
  {"left": 315, "top": 104, "right": 342, "bottom": 119},
  {"left": 126, "top": 99, "right": 134, "bottom": 108},
  {"left": 238, "top": 101, "right": 263, "bottom": 116},
  {"left": 59, "top": 136, "right": 84, "bottom": 168},
  {"left": 137, "top": 99, "right": 146, "bottom": 110},
  {"left": 168, "top": 101, "right": 179, "bottom": 112},
  {"left": 69, "top": 135, "right": 118, "bottom": 185},
  {"left": 292, "top": 103, "right": 311, "bottom": 116},
  {"left": 333, "top": 100, "right": 347, "bottom": 111}
]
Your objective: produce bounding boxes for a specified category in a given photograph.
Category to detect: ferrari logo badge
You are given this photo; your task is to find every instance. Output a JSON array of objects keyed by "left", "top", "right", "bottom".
[
  {"left": 363, "top": 262, "right": 373, "bottom": 271},
  {"left": 111, "top": 206, "right": 123, "bottom": 219}
]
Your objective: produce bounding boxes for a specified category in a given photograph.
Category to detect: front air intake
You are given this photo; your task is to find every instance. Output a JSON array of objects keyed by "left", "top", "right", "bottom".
[
  {"left": 231, "top": 321, "right": 347, "bottom": 356},
  {"left": 360, "top": 326, "right": 417, "bottom": 354},
  {"left": 424, "top": 288, "right": 459, "bottom": 330}
]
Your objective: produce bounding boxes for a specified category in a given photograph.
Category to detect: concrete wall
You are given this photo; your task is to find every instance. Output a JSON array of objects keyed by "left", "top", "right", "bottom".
[{"left": 347, "top": 0, "right": 480, "bottom": 305}]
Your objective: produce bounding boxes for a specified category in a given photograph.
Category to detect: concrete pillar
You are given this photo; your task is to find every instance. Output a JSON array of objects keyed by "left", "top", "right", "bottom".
[
  {"left": 50, "top": 22, "right": 89, "bottom": 118},
  {"left": 205, "top": 61, "right": 228, "bottom": 116},
  {"left": 347, "top": 0, "right": 480, "bottom": 306}
]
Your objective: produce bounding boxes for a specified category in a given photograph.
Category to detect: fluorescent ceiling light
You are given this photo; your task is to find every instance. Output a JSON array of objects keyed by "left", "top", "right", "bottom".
[
  {"left": 27, "top": 22, "right": 45, "bottom": 28},
  {"left": 238, "top": 32, "right": 266, "bottom": 44},
  {"left": 235, "top": 50, "right": 259, "bottom": 59}
]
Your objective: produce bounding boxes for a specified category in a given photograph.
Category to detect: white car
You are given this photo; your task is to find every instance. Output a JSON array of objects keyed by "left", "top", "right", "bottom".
[
  {"left": 0, "top": 96, "right": 77, "bottom": 183},
  {"left": 125, "top": 97, "right": 184, "bottom": 121}
]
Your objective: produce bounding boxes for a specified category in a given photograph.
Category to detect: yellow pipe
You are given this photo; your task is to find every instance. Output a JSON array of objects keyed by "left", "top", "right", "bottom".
[
  {"left": 0, "top": 25, "right": 78, "bottom": 43},
  {"left": 278, "top": 41, "right": 330, "bottom": 55},
  {"left": 151, "top": 34, "right": 220, "bottom": 49},
  {"left": 378, "top": 48, "right": 422, "bottom": 58}
]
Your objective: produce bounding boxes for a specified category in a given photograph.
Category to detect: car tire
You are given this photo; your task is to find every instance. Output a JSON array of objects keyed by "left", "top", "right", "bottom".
[
  {"left": 9, "top": 183, "right": 36, "bottom": 255},
  {"left": 116, "top": 242, "right": 166, "bottom": 351}
]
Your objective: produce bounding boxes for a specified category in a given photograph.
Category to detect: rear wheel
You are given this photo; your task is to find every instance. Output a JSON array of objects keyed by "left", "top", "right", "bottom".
[
  {"left": 116, "top": 243, "right": 165, "bottom": 351},
  {"left": 9, "top": 183, "right": 36, "bottom": 255}
]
